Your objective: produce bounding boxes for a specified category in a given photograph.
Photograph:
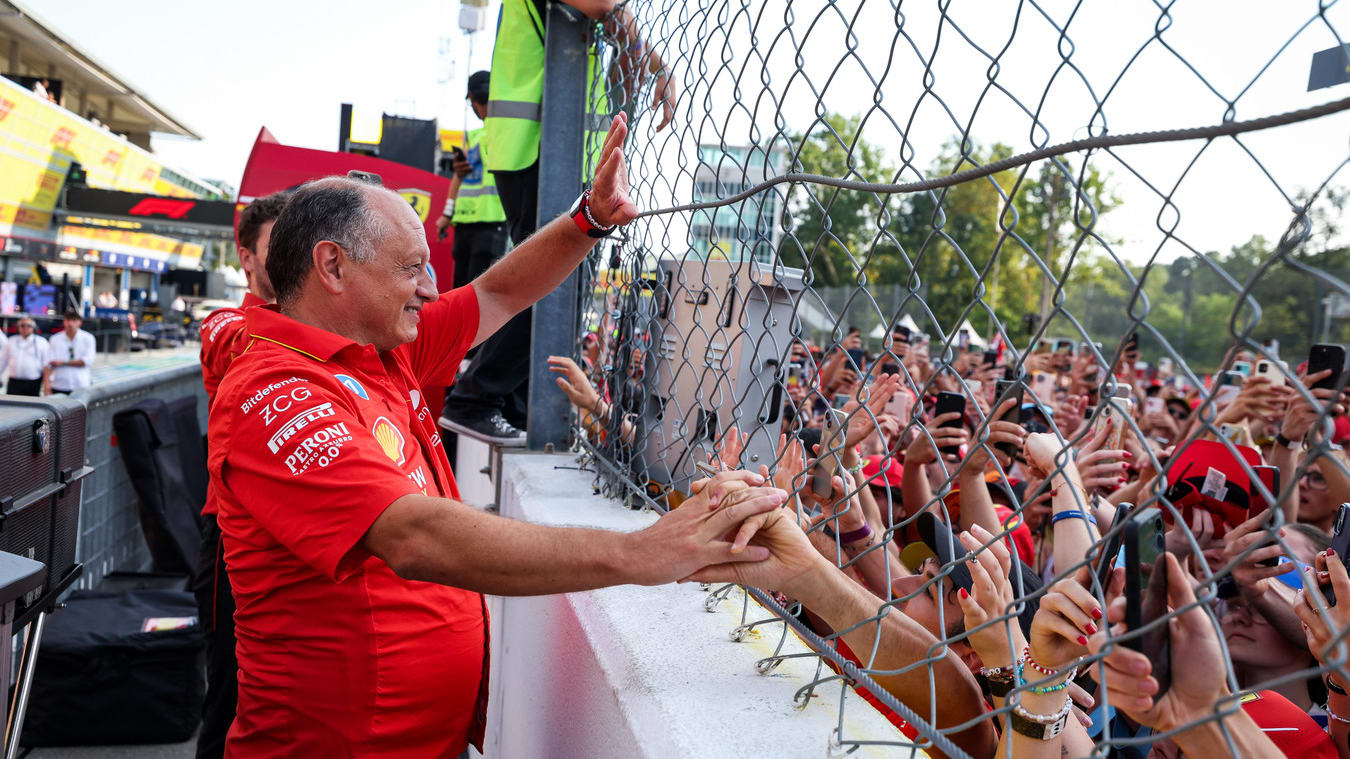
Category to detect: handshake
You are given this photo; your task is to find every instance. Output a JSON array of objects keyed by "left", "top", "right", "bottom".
[{"left": 627, "top": 469, "right": 829, "bottom": 597}]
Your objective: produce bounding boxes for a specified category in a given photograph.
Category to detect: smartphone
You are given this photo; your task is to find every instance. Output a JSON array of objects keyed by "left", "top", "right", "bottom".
[
  {"left": 786, "top": 361, "right": 804, "bottom": 388},
  {"left": 1232, "top": 360, "right": 1252, "bottom": 378},
  {"left": 846, "top": 348, "right": 867, "bottom": 372},
  {"left": 1054, "top": 338, "right": 1075, "bottom": 355},
  {"left": 832, "top": 393, "right": 851, "bottom": 409},
  {"left": 1254, "top": 359, "right": 1285, "bottom": 388},
  {"left": 1030, "top": 371, "right": 1055, "bottom": 400},
  {"left": 451, "top": 145, "right": 467, "bottom": 161},
  {"left": 994, "top": 379, "right": 1024, "bottom": 459},
  {"left": 1250, "top": 467, "right": 1281, "bottom": 568},
  {"left": 1323, "top": 505, "right": 1350, "bottom": 605},
  {"left": 1097, "top": 384, "right": 1134, "bottom": 453},
  {"left": 1145, "top": 396, "right": 1164, "bottom": 416},
  {"left": 1310, "top": 344, "right": 1347, "bottom": 391},
  {"left": 893, "top": 325, "right": 912, "bottom": 344},
  {"left": 1157, "top": 356, "right": 1173, "bottom": 375},
  {"left": 982, "top": 349, "right": 998, "bottom": 368},
  {"left": 880, "top": 362, "right": 900, "bottom": 376},
  {"left": 958, "top": 329, "right": 970, "bottom": 351},
  {"left": 813, "top": 409, "right": 848, "bottom": 497},
  {"left": 966, "top": 380, "right": 983, "bottom": 396},
  {"left": 935, "top": 391, "right": 966, "bottom": 457},
  {"left": 1124, "top": 508, "right": 1171, "bottom": 700},
  {"left": 1124, "top": 331, "right": 1140, "bottom": 355},
  {"left": 1088, "top": 502, "right": 1134, "bottom": 592},
  {"left": 885, "top": 387, "right": 916, "bottom": 425},
  {"left": 1214, "top": 371, "right": 1243, "bottom": 406}
]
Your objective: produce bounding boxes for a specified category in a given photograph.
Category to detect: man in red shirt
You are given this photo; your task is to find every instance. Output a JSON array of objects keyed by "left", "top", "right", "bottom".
[
  {"left": 210, "top": 114, "right": 786, "bottom": 757},
  {"left": 194, "top": 190, "right": 290, "bottom": 759}
]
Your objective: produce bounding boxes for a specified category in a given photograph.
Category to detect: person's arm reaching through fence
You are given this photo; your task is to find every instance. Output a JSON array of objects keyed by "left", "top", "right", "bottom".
[
  {"left": 1023, "top": 433, "right": 1101, "bottom": 576},
  {"left": 685, "top": 494, "right": 999, "bottom": 759},
  {"left": 957, "top": 397, "right": 1025, "bottom": 537},
  {"left": 361, "top": 469, "right": 786, "bottom": 595},
  {"left": 471, "top": 113, "right": 638, "bottom": 347},
  {"left": 1274, "top": 369, "right": 1343, "bottom": 524}
]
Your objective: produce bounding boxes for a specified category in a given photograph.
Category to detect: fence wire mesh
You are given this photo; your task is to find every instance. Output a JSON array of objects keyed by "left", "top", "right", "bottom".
[{"left": 555, "top": 1, "right": 1350, "bottom": 755}]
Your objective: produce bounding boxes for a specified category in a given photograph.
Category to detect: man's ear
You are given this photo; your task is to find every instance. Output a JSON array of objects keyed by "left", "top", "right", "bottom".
[{"left": 311, "top": 241, "right": 347, "bottom": 296}]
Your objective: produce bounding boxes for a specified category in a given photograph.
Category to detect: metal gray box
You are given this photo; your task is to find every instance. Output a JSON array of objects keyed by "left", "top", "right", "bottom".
[{"left": 638, "top": 258, "right": 804, "bottom": 493}]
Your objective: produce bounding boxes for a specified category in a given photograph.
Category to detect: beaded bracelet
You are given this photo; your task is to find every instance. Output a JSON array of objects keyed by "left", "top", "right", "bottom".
[
  {"left": 1022, "top": 646, "right": 1058, "bottom": 676},
  {"left": 979, "top": 663, "right": 1017, "bottom": 682},
  {"left": 1012, "top": 694, "right": 1074, "bottom": 724},
  {"left": 1015, "top": 659, "right": 1076, "bottom": 695},
  {"left": 1050, "top": 509, "right": 1098, "bottom": 526},
  {"left": 1328, "top": 707, "right": 1350, "bottom": 725}
]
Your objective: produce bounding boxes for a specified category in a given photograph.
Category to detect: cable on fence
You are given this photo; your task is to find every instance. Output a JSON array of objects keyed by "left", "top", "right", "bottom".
[{"left": 637, "top": 93, "right": 1350, "bottom": 218}]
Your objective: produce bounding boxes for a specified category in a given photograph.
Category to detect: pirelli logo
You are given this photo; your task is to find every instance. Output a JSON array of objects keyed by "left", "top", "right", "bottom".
[{"left": 267, "top": 403, "right": 337, "bottom": 453}]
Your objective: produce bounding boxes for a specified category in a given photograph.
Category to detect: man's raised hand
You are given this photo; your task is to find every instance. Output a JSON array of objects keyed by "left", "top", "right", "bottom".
[{"left": 590, "top": 113, "right": 639, "bottom": 228}]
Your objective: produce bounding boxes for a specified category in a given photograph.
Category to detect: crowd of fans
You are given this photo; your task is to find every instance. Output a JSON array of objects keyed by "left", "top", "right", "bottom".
[{"left": 553, "top": 320, "right": 1350, "bottom": 758}]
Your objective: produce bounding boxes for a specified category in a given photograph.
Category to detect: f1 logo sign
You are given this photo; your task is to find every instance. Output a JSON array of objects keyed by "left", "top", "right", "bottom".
[{"left": 128, "top": 198, "right": 196, "bottom": 219}]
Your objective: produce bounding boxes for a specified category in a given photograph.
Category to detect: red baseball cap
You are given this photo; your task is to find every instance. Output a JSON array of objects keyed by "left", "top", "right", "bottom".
[
  {"left": 1240, "top": 690, "right": 1337, "bottom": 758},
  {"left": 1161, "top": 439, "right": 1261, "bottom": 538},
  {"left": 1335, "top": 414, "right": 1350, "bottom": 446},
  {"left": 861, "top": 455, "right": 903, "bottom": 488}
]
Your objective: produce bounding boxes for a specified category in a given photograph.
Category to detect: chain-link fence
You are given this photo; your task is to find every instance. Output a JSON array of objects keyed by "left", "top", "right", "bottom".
[{"left": 551, "top": 1, "right": 1350, "bottom": 755}]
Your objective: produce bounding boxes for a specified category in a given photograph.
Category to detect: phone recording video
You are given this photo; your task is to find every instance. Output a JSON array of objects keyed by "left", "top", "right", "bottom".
[
  {"left": 993, "top": 379, "right": 1023, "bottom": 459},
  {"left": 1124, "top": 508, "right": 1171, "bottom": 701},
  {"left": 935, "top": 391, "right": 966, "bottom": 457},
  {"left": 1324, "top": 504, "right": 1350, "bottom": 605},
  {"left": 1309, "top": 344, "right": 1346, "bottom": 391}
]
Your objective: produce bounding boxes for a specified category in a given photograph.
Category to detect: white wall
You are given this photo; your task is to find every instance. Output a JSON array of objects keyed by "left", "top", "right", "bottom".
[{"left": 480, "top": 453, "right": 919, "bottom": 759}]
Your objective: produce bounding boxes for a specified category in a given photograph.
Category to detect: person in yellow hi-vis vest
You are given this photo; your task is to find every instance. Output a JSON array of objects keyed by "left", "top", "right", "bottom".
[
  {"left": 443, "top": 0, "right": 676, "bottom": 444},
  {"left": 438, "top": 71, "right": 510, "bottom": 291}
]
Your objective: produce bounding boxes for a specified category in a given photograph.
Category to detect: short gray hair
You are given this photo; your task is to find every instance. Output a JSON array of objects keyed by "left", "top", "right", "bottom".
[{"left": 264, "top": 177, "right": 391, "bottom": 304}]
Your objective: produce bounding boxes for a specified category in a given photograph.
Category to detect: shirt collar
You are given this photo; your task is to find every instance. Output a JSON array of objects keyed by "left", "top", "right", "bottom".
[
  {"left": 241, "top": 292, "right": 267, "bottom": 309},
  {"left": 245, "top": 305, "right": 365, "bottom": 363}
]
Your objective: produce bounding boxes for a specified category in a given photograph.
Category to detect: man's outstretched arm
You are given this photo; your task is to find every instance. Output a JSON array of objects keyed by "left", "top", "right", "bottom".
[
  {"left": 470, "top": 113, "right": 638, "bottom": 347},
  {"left": 362, "top": 470, "right": 785, "bottom": 596}
]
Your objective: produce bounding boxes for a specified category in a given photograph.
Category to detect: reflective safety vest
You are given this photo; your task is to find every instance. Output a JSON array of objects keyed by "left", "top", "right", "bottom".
[
  {"left": 451, "top": 128, "right": 506, "bottom": 225},
  {"left": 485, "top": 0, "right": 608, "bottom": 175},
  {"left": 485, "top": 0, "right": 547, "bottom": 173}
]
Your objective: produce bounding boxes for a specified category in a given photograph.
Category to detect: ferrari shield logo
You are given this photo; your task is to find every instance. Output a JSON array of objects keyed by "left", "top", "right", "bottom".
[{"left": 398, "top": 188, "right": 432, "bottom": 222}]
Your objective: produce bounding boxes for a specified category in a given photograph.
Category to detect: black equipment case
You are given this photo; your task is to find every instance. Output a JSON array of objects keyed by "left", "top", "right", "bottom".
[
  {"left": 22, "top": 589, "right": 204, "bottom": 746},
  {"left": 0, "top": 397, "right": 90, "bottom": 625}
]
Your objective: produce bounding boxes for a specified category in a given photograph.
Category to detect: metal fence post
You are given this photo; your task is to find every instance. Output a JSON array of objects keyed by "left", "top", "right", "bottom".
[{"left": 527, "top": 2, "right": 589, "bottom": 451}]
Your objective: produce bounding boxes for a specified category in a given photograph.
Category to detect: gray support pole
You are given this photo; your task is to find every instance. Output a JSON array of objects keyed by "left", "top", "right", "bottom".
[{"left": 527, "top": 2, "right": 590, "bottom": 450}]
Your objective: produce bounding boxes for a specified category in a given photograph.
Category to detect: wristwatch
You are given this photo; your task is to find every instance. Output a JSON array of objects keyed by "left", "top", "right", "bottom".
[
  {"left": 569, "top": 189, "right": 617, "bottom": 239},
  {"left": 1009, "top": 708, "right": 1068, "bottom": 740},
  {"left": 1275, "top": 432, "right": 1302, "bottom": 451}
]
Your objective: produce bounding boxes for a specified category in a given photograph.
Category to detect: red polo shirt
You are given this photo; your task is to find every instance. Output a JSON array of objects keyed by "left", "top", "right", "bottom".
[
  {"left": 199, "top": 291, "right": 266, "bottom": 518},
  {"left": 210, "top": 285, "right": 488, "bottom": 757}
]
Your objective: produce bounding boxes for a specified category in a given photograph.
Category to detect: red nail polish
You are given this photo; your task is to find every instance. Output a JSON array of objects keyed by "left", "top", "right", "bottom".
[
  {"left": 1091, "top": 607, "right": 1103, "bottom": 620},
  {"left": 1123, "top": 452, "right": 1133, "bottom": 459},
  {"left": 959, "top": 588, "right": 969, "bottom": 600},
  {"left": 1077, "top": 635, "right": 1088, "bottom": 646},
  {"left": 1331, "top": 549, "right": 1338, "bottom": 558},
  {"left": 1085, "top": 623, "right": 1097, "bottom": 635}
]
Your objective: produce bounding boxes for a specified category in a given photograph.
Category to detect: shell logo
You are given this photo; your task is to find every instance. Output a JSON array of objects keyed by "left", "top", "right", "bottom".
[
  {"left": 371, "top": 416, "right": 406, "bottom": 465},
  {"left": 0, "top": 99, "right": 15, "bottom": 122},
  {"left": 398, "top": 188, "right": 432, "bottom": 223}
]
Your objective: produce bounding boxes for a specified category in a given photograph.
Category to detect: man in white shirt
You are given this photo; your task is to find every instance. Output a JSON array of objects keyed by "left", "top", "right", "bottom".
[
  {"left": 2, "top": 317, "right": 48, "bottom": 396},
  {"left": 44, "top": 310, "right": 95, "bottom": 395}
]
